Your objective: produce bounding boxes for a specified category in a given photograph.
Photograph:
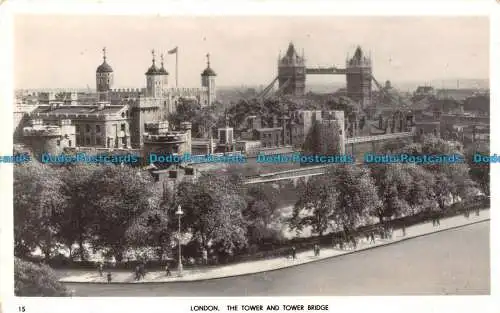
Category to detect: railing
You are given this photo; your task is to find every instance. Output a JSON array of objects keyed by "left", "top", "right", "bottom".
[
  {"left": 306, "top": 67, "right": 346, "bottom": 75},
  {"left": 345, "top": 131, "right": 414, "bottom": 144}
]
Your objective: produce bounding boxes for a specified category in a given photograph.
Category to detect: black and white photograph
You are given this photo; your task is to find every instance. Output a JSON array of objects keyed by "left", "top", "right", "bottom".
[{"left": 9, "top": 14, "right": 491, "bottom": 299}]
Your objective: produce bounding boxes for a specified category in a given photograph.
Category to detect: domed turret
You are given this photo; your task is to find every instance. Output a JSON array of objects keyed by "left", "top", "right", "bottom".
[
  {"left": 158, "top": 53, "right": 169, "bottom": 75},
  {"left": 145, "top": 50, "right": 165, "bottom": 97},
  {"left": 96, "top": 47, "right": 113, "bottom": 73},
  {"left": 96, "top": 47, "right": 114, "bottom": 101},
  {"left": 201, "top": 53, "right": 217, "bottom": 77}
]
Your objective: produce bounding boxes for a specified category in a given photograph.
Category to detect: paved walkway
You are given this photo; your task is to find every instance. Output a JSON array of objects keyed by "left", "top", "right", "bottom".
[{"left": 58, "top": 209, "right": 489, "bottom": 284}]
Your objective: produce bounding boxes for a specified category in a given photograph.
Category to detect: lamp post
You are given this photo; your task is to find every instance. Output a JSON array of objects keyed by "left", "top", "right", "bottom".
[{"left": 175, "top": 205, "right": 184, "bottom": 276}]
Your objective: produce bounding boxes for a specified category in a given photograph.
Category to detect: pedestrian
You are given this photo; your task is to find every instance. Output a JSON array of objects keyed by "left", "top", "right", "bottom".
[
  {"left": 139, "top": 263, "right": 146, "bottom": 279},
  {"left": 202, "top": 248, "right": 208, "bottom": 265},
  {"left": 436, "top": 216, "right": 440, "bottom": 226},
  {"left": 165, "top": 264, "right": 171, "bottom": 277},
  {"left": 475, "top": 208, "right": 480, "bottom": 216},
  {"left": 98, "top": 263, "right": 103, "bottom": 277},
  {"left": 107, "top": 271, "right": 112, "bottom": 283},
  {"left": 316, "top": 244, "right": 320, "bottom": 256},
  {"left": 291, "top": 246, "right": 296, "bottom": 259},
  {"left": 134, "top": 265, "right": 140, "bottom": 281},
  {"left": 401, "top": 225, "right": 406, "bottom": 237}
]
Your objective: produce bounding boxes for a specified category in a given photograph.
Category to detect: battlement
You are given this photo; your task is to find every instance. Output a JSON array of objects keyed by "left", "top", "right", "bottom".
[
  {"left": 110, "top": 88, "right": 143, "bottom": 94},
  {"left": 166, "top": 87, "right": 208, "bottom": 95},
  {"left": 143, "top": 132, "right": 188, "bottom": 143},
  {"left": 23, "top": 125, "right": 62, "bottom": 137}
]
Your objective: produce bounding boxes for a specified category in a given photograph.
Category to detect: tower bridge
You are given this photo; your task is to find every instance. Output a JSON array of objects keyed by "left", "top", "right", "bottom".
[{"left": 259, "top": 42, "right": 403, "bottom": 109}]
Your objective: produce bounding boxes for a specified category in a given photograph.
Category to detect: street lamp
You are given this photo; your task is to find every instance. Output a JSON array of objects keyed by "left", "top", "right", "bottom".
[{"left": 175, "top": 204, "right": 184, "bottom": 276}]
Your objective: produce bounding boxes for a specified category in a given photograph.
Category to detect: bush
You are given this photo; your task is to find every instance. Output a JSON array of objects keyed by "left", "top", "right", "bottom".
[{"left": 14, "top": 258, "right": 70, "bottom": 297}]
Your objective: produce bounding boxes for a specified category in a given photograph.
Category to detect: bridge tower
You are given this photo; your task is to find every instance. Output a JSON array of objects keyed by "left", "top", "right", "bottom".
[
  {"left": 278, "top": 42, "right": 306, "bottom": 97},
  {"left": 346, "top": 46, "right": 372, "bottom": 110}
]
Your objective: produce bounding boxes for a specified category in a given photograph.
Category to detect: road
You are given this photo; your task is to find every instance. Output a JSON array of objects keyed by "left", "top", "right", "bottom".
[{"left": 65, "top": 221, "right": 490, "bottom": 296}]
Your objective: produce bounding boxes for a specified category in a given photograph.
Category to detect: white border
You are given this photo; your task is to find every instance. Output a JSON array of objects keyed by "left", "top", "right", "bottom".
[{"left": 1, "top": 1, "right": 498, "bottom": 313}]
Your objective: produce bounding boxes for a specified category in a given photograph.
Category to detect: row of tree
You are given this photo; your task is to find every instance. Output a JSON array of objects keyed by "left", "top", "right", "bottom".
[
  {"left": 289, "top": 136, "right": 488, "bottom": 237},
  {"left": 14, "top": 160, "right": 280, "bottom": 263},
  {"left": 14, "top": 135, "right": 489, "bottom": 263}
]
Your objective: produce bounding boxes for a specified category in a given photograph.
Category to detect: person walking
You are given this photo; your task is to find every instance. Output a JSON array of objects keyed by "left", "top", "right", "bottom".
[
  {"left": 165, "top": 264, "right": 171, "bottom": 277},
  {"left": 202, "top": 248, "right": 208, "bottom": 265},
  {"left": 106, "top": 271, "right": 112, "bottom": 283},
  {"left": 370, "top": 232, "right": 375, "bottom": 244},
  {"left": 291, "top": 246, "right": 296, "bottom": 260},
  {"left": 98, "top": 263, "right": 103, "bottom": 277},
  {"left": 401, "top": 225, "right": 406, "bottom": 237},
  {"left": 134, "top": 265, "right": 140, "bottom": 281}
]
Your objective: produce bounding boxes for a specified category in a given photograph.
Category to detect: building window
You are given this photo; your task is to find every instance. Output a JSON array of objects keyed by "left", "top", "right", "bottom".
[
  {"left": 122, "top": 112, "right": 125, "bottom": 118},
  {"left": 121, "top": 124, "right": 126, "bottom": 132},
  {"left": 96, "top": 137, "right": 102, "bottom": 145},
  {"left": 86, "top": 124, "right": 90, "bottom": 132},
  {"left": 76, "top": 125, "right": 80, "bottom": 133},
  {"left": 57, "top": 140, "right": 61, "bottom": 146},
  {"left": 68, "top": 140, "right": 72, "bottom": 147},
  {"left": 96, "top": 125, "right": 101, "bottom": 133},
  {"left": 86, "top": 138, "right": 90, "bottom": 145}
]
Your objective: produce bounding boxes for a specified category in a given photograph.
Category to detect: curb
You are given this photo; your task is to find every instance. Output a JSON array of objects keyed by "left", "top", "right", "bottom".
[{"left": 61, "top": 217, "right": 490, "bottom": 285}]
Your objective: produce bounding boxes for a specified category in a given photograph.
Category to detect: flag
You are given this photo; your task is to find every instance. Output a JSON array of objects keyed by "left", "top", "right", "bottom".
[{"left": 168, "top": 47, "right": 178, "bottom": 54}]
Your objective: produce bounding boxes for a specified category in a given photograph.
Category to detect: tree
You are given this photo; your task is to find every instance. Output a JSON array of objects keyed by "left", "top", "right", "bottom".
[
  {"left": 327, "top": 165, "right": 381, "bottom": 232},
  {"left": 289, "top": 175, "right": 338, "bottom": 236},
  {"left": 87, "top": 165, "right": 160, "bottom": 262},
  {"left": 14, "top": 161, "right": 65, "bottom": 259},
  {"left": 177, "top": 174, "right": 248, "bottom": 257},
  {"left": 405, "top": 165, "right": 435, "bottom": 215},
  {"left": 369, "top": 164, "right": 413, "bottom": 223},
  {"left": 243, "top": 184, "right": 281, "bottom": 244},
  {"left": 168, "top": 98, "right": 200, "bottom": 128},
  {"left": 465, "top": 142, "right": 490, "bottom": 196},
  {"left": 53, "top": 164, "right": 98, "bottom": 261},
  {"left": 15, "top": 258, "right": 70, "bottom": 296}
]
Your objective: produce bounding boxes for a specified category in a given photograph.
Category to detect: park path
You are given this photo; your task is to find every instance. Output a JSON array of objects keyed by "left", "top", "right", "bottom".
[{"left": 59, "top": 209, "right": 489, "bottom": 284}]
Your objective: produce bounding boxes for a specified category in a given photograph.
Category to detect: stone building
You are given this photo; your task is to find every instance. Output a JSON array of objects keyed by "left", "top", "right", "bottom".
[
  {"left": 27, "top": 103, "right": 132, "bottom": 149},
  {"left": 346, "top": 46, "right": 372, "bottom": 110},
  {"left": 278, "top": 42, "right": 306, "bottom": 97},
  {"left": 23, "top": 118, "right": 76, "bottom": 158}
]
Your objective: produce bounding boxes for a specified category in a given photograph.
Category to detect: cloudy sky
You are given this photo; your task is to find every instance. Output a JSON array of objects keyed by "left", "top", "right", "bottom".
[{"left": 14, "top": 15, "right": 488, "bottom": 89}]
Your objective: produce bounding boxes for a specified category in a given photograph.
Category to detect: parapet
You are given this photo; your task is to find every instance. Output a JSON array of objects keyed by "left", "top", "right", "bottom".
[{"left": 23, "top": 125, "right": 62, "bottom": 137}]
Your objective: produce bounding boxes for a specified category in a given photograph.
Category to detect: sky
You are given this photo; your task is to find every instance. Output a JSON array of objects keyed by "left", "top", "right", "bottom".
[{"left": 14, "top": 15, "right": 489, "bottom": 89}]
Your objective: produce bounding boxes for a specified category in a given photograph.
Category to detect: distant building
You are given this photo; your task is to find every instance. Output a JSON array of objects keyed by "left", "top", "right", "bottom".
[
  {"left": 278, "top": 42, "right": 306, "bottom": 97},
  {"left": 414, "top": 86, "right": 435, "bottom": 97},
  {"left": 27, "top": 103, "right": 132, "bottom": 149},
  {"left": 23, "top": 119, "right": 76, "bottom": 158},
  {"left": 346, "top": 46, "right": 373, "bottom": 110},
  {"left": 143, "top": 121, "right": 192, "bottom": 159}
]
